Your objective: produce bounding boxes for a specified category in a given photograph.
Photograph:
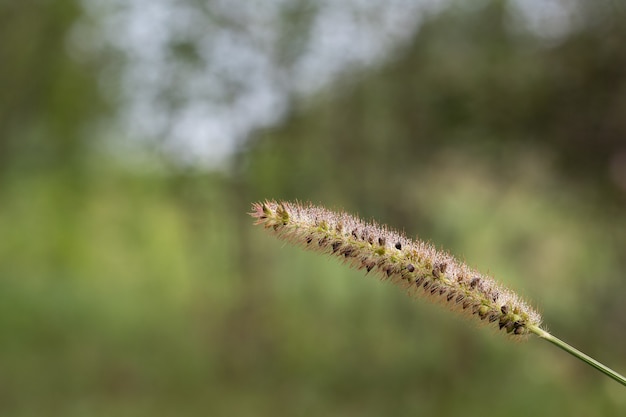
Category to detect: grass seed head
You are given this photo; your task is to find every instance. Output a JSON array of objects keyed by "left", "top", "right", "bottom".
[{"left": 250, "top": 200, "right": 542, "bottom": 338}]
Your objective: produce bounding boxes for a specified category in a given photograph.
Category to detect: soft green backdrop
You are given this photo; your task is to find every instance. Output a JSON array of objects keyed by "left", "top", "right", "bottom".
[{"left": 1, "top": 1, "right": 626, "bottom": 416}]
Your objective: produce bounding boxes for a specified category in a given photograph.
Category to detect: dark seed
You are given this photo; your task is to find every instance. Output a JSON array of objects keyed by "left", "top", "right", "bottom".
[
  {"left": 385, "top": 267, "right": 393, "bottom": 277},
  {"left": 462, "top": 300, "right": 472, "bottom": 309},
  {"left": 488, "top": 314, "right": 499, "bottom": 323},
  {"left": 514, "top": 327, "right": 524, "bottom": 335},
  {"left": 501, "top": 305, "right": 509, "bottom": 315},
  {"left": 439, "top": 288, "right": 446, "bottom": 295},
  {"left": 378, "top": 237, "right": 386, "bottom": 246},
  {"left": 505, "top": 322, "right": 515, "bottom": 333},
  {"left": 351, "top": 229, "right": 358, "bottom": 239},
  {"left": 499, "top": 318, "right": 516, "bottom": 333},
  {"left": 470, "top": 278, "right": 480, "bottom": 288},
  {"left": 415, "top": 277, "right": 424, "bottom": 286},
  {"left": 423, "top": 281, "right": 431, "bottom": 290},
  {"left": 331, "top": 241, "right": 342, "bottom": 252},
  {"left": 366, "top": 264, "right": 374, "bottom": 272},
  {"left": 305, "top": 236, "right": 313, "bottom": 244},
  {"left": 319, "top": 237, "right": 329, "bottom": 247},
  {"left": 406, "top": 264, "right": 415, "bottom": 272},
  {"left": 432, "top": 269, "right": 440, "bottom": 278},
  {"left": 395, "top": 242, "right": 402, "bottom": 250},
  {"left": 367, "top": 236, "right": 374, "bottom": 245},
  {"left": 430, "top": 286, "right": 439, "bottom": 294},
  {"left": 439, "top": 263, "right": 448, "bottom": 273},
  {"left": 456, "top": 294, "right": 465, "bottom": 303},
  {"left": 446, "top": 292, "right": 456, "bottom": 302}
]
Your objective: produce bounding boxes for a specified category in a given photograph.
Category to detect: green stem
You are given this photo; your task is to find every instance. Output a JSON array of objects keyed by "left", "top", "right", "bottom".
[{"left": 528, "top": 325, "right": 626, "bottom": 387}]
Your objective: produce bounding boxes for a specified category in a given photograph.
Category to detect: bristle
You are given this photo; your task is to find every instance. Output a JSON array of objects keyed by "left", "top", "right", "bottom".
[{"left": 250, "top": 200, "right": 542, "bottom": 337}]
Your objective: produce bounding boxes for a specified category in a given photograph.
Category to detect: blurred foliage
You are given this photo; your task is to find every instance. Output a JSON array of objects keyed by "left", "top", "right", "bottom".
[
  {"left": 0, "top": 0, "right": 109, "bottom": 175},
  {"left": 1, "top": 1, "right": 626, "bottom": 416}
]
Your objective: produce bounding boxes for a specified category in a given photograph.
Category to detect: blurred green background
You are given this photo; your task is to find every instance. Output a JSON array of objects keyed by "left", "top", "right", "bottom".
[{"left": 2, "top": 0, "right": 626, "bottom": 416}]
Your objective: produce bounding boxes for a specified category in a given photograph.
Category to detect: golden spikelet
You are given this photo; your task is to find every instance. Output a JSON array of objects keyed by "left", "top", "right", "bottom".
[{"left": 250, "top": 200, "right": 542, "bottom": 337}]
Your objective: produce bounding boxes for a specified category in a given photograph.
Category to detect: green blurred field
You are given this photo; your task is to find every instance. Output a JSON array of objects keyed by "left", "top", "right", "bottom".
[{"left": 1, "top": 165, "right": 625, "bottom": 416}]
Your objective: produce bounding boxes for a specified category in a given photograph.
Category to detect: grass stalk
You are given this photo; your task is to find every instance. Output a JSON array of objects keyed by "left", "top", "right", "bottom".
[{"left": 529, "top": 325, "right": 626, "bottom": 387}]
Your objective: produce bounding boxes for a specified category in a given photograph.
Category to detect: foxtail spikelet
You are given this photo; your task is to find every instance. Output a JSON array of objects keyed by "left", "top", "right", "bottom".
[
  {"left": 251, "top": 200, "right": 541, "bottom": 337},
  {"left": 250, "top": 200, "right": 626, "bottom": 387}
]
